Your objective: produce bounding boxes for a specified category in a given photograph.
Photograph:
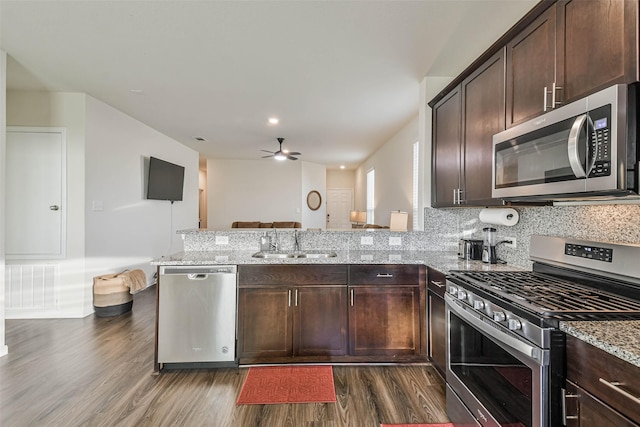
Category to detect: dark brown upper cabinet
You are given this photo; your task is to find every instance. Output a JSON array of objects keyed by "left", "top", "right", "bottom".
[
  {"left": 432, "top": 50, "right": 505, "bottom": 207},
  {"left": 506, "top": 0, "right": 638, "bottom": 128}
]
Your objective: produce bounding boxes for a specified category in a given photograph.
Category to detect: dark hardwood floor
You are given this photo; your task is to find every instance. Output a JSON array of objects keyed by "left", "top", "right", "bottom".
[{"left": 0, "top": 286, "right": 448, "bottom": 427}]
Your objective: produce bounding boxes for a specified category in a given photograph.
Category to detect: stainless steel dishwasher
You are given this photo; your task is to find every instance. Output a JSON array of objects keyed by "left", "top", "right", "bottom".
[{"left": 157, "top": 265, "right": 237, "bottom": 366}]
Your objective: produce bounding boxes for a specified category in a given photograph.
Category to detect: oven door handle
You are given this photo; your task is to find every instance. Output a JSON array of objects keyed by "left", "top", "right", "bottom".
[{"left": 446, "top": 295, "right": 548, "bottom": 365}]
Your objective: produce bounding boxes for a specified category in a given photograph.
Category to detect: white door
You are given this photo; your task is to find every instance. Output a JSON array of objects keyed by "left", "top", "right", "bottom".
[
  {"left": 326, "top": 188, "right": 353, "bottom": 230},
  {"left": 6, "top": 127, "right": 66, "bottom": 259}
]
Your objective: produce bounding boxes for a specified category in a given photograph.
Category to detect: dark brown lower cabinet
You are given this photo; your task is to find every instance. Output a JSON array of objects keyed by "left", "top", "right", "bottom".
[
  {"left": 237, "top": 264, "right": 425, "bottom": 363},
  {"left": 565, "top": 334, "right": 640, "bottom": 426},
  {"left": 565, "top": 381, "right": 639, "bottom": 427},
  {"left": 237, "top": 265, "right": 348, "bottom": 363},
  {"left": 348, "top": 286, "right": 420, "bottom": 357},
  {"left": 427, "top": 267, "right": 447, "bottom": 375}
]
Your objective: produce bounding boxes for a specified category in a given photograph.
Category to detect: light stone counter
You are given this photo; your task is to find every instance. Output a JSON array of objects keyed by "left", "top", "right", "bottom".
[
  {"left": 151, "top": 249, "right": 524, "bottom": 275},
  {"left": 560, "top": 320, "right": 640, "bottom": 368}
]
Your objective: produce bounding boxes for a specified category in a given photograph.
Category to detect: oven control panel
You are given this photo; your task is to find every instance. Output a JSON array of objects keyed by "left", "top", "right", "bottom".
[{"left": 565, "top": 243, "right": 613, "bottom": 262}]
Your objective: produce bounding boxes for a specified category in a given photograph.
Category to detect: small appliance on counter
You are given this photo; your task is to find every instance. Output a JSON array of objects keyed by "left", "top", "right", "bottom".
[
  {"left": 458, "top": 239, "right": 483, "bottom": 260},
  {"left": 481, "top": 227, "right": 497, "bottom": 264}
]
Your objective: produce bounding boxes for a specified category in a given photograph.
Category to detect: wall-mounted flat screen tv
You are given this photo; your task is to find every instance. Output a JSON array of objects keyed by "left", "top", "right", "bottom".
[{"left": 147, "top": 156, "right": 185, "bottom": 202}]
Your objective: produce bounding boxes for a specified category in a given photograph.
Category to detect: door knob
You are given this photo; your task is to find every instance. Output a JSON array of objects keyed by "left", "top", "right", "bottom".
[{"left": 49, "top": 205, "right": 60, "bottom": 211}]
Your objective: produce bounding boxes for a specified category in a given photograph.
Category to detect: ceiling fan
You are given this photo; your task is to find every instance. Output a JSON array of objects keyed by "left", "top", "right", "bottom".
[{"left": 261, "top": 137, "right": 301, "bottom": 161}]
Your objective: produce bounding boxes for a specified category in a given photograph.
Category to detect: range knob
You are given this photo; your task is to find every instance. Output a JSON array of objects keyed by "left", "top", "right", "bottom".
[
  {"left": 449, "top": 286, "right": 458, "bottom": 296},
  {"left": 493, "top": 311, "right": 506, "bottom": 322},
  {"left": 457, "top": 290, "right": 468, "bottom": 300},
  {"left": 508, "top": 319, "right": 522, "bottom": 331},
  {"left": 473, "top": 300, "right": 485, "bottom": 310}
]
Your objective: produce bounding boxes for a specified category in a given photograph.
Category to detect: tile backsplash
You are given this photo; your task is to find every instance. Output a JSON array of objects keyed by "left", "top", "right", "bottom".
[{"left": 424, "top": 204, "right": 640, "bottom": 269}]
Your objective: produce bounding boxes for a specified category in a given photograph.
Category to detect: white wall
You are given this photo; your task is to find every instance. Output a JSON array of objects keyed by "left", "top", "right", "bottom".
[
  {"left": 5, "top": 90, "right": 198, "bottom": 317},
  {"left": 206, "top": 158, "right": 304, "bottom": 229},
  {"left": 327, "top": 169, "right": 355, "bottom": 189},
  {"left": 7, "top": 90, "right": 88, "bottom": 317},
  {"left": 301, "top": 161, "right": 326, "bottom": 229},
  {"left": 355, "top": 116, "right": 418, "bottom": 229},
  {"left": 0, "top": 51, "right": 8, "bottom": 356},
  {"left": 84, "top": 95, "right": 199, "bottom": 312}
]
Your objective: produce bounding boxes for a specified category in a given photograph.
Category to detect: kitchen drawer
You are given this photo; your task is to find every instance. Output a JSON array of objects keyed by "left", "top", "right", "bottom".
[
  {"left": 349, "top": 264, "right": 419, "bottom": 286},
  {"left": 566, "top": 334, "right": 640, "bottom": 423},
  {"left": 427, "top": 267, "right": 446, "bottom": 298},
  {"left": 238, "top": 265, "right": 347, "bottom": 287},
  {"left": 565, "top": 380, "right": 639, "bottom": 427}
]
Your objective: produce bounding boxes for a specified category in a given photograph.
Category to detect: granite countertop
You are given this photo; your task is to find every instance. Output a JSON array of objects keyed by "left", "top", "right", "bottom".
[
  {"left": 560, "top": 320, "right": 640, "bottom": 368},
  {"left": 151, "top": 250, "right": 525, "bottom": 274}
]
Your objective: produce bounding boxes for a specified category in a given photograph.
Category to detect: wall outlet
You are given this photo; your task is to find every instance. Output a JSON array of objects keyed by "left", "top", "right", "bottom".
[
  {"left": 503, "top": 237, "right": 516, "bottom": 248},
  {"left": 361, "top": 236, "right": 373, "bottom": 245},
  {"left": 389, "top": 236, "right": 402, "bottom": 246},
  {"left": 215, "top": 235, "right": 229, "bottom": 245}
]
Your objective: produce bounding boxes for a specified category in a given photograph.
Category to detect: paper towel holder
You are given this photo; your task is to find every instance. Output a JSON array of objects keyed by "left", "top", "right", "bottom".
[{"left": 478, "top": 208, "right": 519, "bottom": 226}]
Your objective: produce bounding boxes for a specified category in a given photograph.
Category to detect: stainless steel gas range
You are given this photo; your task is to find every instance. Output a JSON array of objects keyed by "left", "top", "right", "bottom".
[{"left": 445, "top": 235, "right": 640, "bottom": 427}]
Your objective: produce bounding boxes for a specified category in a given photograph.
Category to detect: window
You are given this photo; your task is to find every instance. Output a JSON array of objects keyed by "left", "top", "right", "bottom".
[
  {"left": 413, "top": 141, "right": 420, "bottom": 230},
  {"left": 366, "top": 169, "right": 375, "bottom": 224}
]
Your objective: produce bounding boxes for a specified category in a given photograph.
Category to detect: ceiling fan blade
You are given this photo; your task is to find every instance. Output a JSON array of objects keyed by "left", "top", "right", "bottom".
[
  {"left": 287, "top": 155, "right": 298, "bottom": 161},
  {"left": 261, "top": 154, "right": 274, "bottom": 158},
  {"left": 288, "top": 151, "right": 301, "bottom": 156},
  {"left": 260, "top": 150, "right": 275, "bottom": 154}
]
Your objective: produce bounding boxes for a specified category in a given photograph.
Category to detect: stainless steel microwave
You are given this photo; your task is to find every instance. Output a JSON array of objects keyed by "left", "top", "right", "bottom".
[{"left": 492, "top": 84, "right": 638, "bottom": 201}]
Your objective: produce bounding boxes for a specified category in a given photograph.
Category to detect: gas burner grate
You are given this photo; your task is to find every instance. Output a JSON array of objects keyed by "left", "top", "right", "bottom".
[{"left": 449, "top": 271, "right": 640, "bottom": 317}]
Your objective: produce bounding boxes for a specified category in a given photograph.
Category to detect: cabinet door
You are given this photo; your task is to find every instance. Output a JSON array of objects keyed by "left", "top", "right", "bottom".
[
  {"left": 557, "top": 0, "right": 637, "bottom": 103},
  {"left": 427, "top": 268, "right": 447, "bottom": 375},
  {"left": 237, "top": 287, "right": 293, "bottom": 358},
  {"left": 349, "top": 286, "right": 420, "bottom": 356},
  {"left": 506, "top": 4, "right": 557, "bottom": 127},
  {"left": 565, "top": 381, "right": 639, "bottom": 427},
  {"left": 294, "top": 286, "right": 347, "bottom": 357},
  {"left": 432, "top": 86, "right": 462, "bottom": 207},
  {"left": 461, "top": 49, "right": 505, "bottom": 206}
]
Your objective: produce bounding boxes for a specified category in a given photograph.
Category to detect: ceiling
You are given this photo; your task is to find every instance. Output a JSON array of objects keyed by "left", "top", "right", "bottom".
[{"left": 1, "top": 0, "right": 536, "bottom": 169}]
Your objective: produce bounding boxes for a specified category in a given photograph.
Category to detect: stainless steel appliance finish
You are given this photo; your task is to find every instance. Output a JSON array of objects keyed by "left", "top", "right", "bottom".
[
  {"left": 158, "top": 265, "right": 237, "bottom": 365},
  {"left": 458, "top": 239, "right": 483, "bottom": 260},
  {"left": 492, "top": 84, "right": 638, "bottom": 201},
  {"left": 445, "top": 235, "right": 640, "bottom": 427}
]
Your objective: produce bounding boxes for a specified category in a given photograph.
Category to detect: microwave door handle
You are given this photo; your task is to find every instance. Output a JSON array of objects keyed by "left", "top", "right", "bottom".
[{"left": 567, "top": 114, "right": 588, "bottom": 178}]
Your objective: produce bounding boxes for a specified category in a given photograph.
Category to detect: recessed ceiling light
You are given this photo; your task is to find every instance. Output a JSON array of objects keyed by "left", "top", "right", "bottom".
[
  {"left": 268, "top": 117, "right": 279, "bottom": 125},
  {"left": 129, "top": 89, "right": 144, "bottom": 94},
  {"left": 340, "top": 165, "right": 346, "bottom": 169}
]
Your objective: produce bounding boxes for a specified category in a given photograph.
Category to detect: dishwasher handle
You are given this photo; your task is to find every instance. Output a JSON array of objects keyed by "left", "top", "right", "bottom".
[
  {"left": 187, "top": 273, "right": 209, "bottom": 280},
  {"left": 160, "top": 266, "right": 237, "bottom": 275}
]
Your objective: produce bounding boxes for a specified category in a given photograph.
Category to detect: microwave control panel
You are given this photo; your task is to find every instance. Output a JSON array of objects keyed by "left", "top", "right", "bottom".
[
  {"left": 565, "top": 243, "right": 613, "bottom": 262},
  {"left": 588, "top": 106, "right": 612, "bottom": 177}
]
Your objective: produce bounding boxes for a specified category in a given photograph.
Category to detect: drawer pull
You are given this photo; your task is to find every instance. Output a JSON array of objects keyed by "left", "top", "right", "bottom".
[
  {"left": 288, "top": 289, "right": 292, "bottom": 307},
  {"left": 350, "top": 289, "right": 354, "bottom": 306},
  {"left": 599, "top": 378, "right": 640, "bottom": 405},
  {"left": 376, "top": 273, "right": 394, "bottom": 278},
  {"left": 431, "top": 280, "right": 445, "bottom": 288}
]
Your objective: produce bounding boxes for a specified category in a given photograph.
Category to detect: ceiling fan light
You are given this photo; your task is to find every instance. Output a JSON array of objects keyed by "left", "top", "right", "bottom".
[{"left": 274, "top": 153, "right": 287, "bottom": 161}]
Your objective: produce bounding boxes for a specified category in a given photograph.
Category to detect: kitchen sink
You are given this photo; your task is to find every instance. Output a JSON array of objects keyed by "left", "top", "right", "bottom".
[{"left": 251, "top": 251, "right": 337, "bottom": 259}]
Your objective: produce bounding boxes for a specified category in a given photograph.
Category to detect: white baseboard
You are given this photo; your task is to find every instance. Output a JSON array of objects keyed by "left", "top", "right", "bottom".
[
  {"left": 6, "top": 309, "right": 86, "bottom": 319},
  {"left": 0, "top": 345, "right": 9, "bottom": 357}
]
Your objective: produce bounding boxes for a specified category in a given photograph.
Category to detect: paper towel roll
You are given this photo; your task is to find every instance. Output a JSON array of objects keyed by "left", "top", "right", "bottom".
[{"left": 479, "top": 208, "right": 519, "bottom": 226}]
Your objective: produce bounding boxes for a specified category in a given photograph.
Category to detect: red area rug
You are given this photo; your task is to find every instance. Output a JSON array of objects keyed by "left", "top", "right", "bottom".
[
  {"left": 236, "top": 365, "right": 336, "bottom": 405},
  {"left": 381, "top": 424, "right": 453, "bottom": 427}
]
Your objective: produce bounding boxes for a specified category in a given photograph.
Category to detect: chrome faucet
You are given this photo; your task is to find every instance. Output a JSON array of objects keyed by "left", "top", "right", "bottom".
[
  {"left": 293, "top": 229, "right": 300, "bottom": 253},
  {"left": 270, "top": 228, "right": 279, "bottom": 252}
]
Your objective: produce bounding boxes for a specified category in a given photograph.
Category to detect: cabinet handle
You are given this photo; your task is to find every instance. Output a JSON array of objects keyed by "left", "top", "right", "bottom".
[
  {"left": 599, "top": 378, "right": 640, "bottom": 405},
  {"left": 288, "top": 289, "right": 292, "bottom": 307},
  {"left": 376, "top": 273, "right": 393, "bottom": 278},
  {"left": 431, "top": 280, "right": 445, "bottom": 288},
  {"left": 457, "top": 189, "right": 464, "bottom": 204},
  {"left": 350, "top": 289, "right": 354, "bottom": 306},
  {"left": 295, "top": 289, "right": 298, "bottom": 307},
  {"left": 452, "top": 188, "right": 457, "bottom": 204},
  {"left": 552, "top": 82, "right": 563, "bottom": 108},
  {"left": 562, "top": 388, "right": 579, "bottom": 423},
  {"left": 543, "top": 86, "right": 553, "bottom": 112}
]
